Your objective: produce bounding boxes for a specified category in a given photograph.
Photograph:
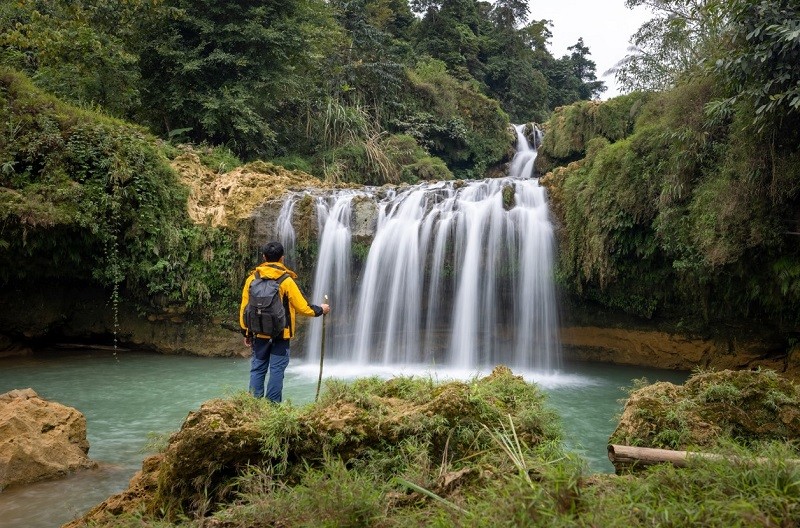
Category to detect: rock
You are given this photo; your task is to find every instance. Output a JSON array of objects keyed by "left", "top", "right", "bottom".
[
  {"left": 0, "top": 334, "right": 32, "bottom": 358},
  {"left": 609, "top": 369, "right": 800, "bottom": 456},
  {"left": 351, "top": 196, "right": 378, "bottom": 242},
  {"left": 560, "top": 326, "right": 799, "bottom": 379},
  {"left": 172, "top": 151, "right": 327, "bottom": 228},
  {"left": 0, "top": 388, "right": 97, "bottom": 490},
  {"left": 0, "top": 284, "right": 246, "bottom": 358}
]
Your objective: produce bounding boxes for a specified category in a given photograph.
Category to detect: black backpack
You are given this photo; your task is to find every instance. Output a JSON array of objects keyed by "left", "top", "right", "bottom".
[{"left": 243, "top": 271, "right": 290, "bottom": 337}]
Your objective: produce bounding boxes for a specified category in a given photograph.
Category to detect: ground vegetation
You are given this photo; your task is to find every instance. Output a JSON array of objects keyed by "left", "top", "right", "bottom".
[{"left": 66, "top": 368, "right": 800, "bottom": 527}]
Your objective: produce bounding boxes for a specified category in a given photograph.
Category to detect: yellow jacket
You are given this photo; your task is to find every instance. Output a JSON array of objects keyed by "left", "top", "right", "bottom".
[{"left": 239, "top": 261, "right": 322, "bottom": 339}]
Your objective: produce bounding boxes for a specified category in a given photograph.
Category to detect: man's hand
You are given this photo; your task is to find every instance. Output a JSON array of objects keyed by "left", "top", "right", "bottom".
[
  {"left": 320, "top": 303, "right": 330, "bottom": 315},
  {"left": 244, "top": 336, "right": 252, "bottom": 347}
]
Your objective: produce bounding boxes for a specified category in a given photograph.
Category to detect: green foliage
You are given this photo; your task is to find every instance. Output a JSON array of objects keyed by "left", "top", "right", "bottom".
[
  {"left": 709, "top": 0, "right": 800, "bottom": 134},
  {"left": 612, "top": 0, "right": 727, "bottom": 92},
  {"left": 558, "top": 132, "right": 665, "bottom": 317},
  {"left": 134, "top": 0, "right": 344, "bottom": 159},
  {"left": 142, "top": 368, "right": 565, "bottom": 522},
  {"left": 612, "top": 369, "right": 800, "bottom": 450},
  {"left": 351, "top": 240, "right": 372, "bottom": 269},
  {"left": 403, "top": 156, "right": 453, "bottom": 182},
  {"left": 538, "top": 38, "right": 606, "bottom": 111},
  {"left": 76, "top": 372, "right": 800, "bottom": 527},
  {"left": 581, "top": 442, "right": 800, "bottom": 527},
  {"left": 191, "top": 144, "right": 242, "bottom": 175},
  {"left": 541, "top": 93, "right": 649, "bottom": 161},
  {"left": 549, "top": 76, "right": 800, "bottom": 324},
  {"left": 383, "top": 133, "right": 454, "bottom": 182},
  {"left": 0, "top": 0, "right": 143, "bottom": 117},
  {"left": 0, "top": 69, "right": 245, "bottom": 313},
  {"left": 399, "top": 58, "right": 510, "bottom": 179},
  {"left": 220, "top": 457, "right": 386, "bottom": 527},
  {"left": 412, "top": 0, "right": 605, "bottom": 123},
  {"left": 0, "top": 0, "right": 611, "bottom": 182},
  {"left": 271, "top": 155, "right": 314, "bottom": 174}
]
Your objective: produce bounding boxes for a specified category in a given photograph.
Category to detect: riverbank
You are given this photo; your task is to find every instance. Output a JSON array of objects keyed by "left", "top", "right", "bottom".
[
  {"left": 63, "top": 364, "right": 800, "bottom": 528},
  {"left": 0, "top": 349, "right": 686, "bottom": 527}
]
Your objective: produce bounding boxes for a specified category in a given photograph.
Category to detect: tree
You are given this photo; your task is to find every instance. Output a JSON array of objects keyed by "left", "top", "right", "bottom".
[
  {"left": 135, "top": 0, "right": 343, "bottom": 159},
  {"left": 412, "top": 0, "right": 489, "bottom": 81},
  {"left": 567, "top": 38, "right": 606, "bottom": 100},
  {"left": 491, "top": 0, "right": 530, "bottom": 29},
  {"left": 326, "top": 0, "right": 412, "bottom": 120},
  {"left": 611, "top": 0, "right": 726, "bottom": 92},
  {"left": 709, "top": 0, "right": 800, "bottom": 133},
  {"left": 0, "top": 0, "right": 144, "bottom": 117}
]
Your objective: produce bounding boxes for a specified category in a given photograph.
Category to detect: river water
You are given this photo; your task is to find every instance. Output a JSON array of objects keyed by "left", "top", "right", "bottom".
[{"left": 0, "top": 348, "right": 687, "bottom": 528}]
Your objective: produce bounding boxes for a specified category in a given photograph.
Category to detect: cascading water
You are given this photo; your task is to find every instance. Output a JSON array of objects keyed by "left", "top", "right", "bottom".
[{"left": 277, "top": 124, "right": 560, "bottom": 373}]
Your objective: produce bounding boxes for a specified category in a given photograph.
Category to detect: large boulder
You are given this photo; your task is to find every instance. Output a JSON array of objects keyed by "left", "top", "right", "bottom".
[
  {"left": 610, "top": 369, "right": 800, "bottom": 453},
  {"left": 0, "top": 388, "right": 97, "bottom": 490}
]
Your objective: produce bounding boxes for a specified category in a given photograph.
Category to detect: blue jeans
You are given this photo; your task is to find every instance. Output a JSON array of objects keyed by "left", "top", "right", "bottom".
[{"left": 249, "top": 338, "right": 290, "bottom": 402}]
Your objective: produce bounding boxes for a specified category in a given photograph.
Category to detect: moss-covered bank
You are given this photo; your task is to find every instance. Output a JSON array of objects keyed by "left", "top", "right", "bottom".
[
  {"left": 0, "top": 69, "right": 247, "bottom": 316},
  {"left": 0, "top": 69, "right": 328, "bottom": 355},
  {"left": 538, "top": 82, "right": 800, "bottom": 348},
  {"left": 611, "top": 368, "right": 800, "bottom": 451},
  {"left": 65, "top": 368, "right": 800, "bottom": 527},
  {"left": 67, "top": 366, "right": 563, "bottom": 525}
]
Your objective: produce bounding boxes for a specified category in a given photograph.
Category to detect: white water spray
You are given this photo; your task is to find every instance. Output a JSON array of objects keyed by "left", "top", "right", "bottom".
[{"left": 283, "top": 124, "right": 560, "bottom": 372}]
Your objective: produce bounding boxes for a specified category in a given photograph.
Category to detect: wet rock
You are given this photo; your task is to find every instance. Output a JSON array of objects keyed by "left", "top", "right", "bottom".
[{"left": 0, "top": 388, "right": 96, "bottom": 490}]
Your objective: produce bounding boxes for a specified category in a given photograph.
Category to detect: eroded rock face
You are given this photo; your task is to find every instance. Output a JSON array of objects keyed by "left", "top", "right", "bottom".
[
  {"left": 172, "top": 152, "right": 327, "bottom": 228},
  {"left": 0, "top": 284, "right": 245, "bottom": 359},
  {"left": 0, "top": 388, "right": 97, "bottom": 490},
  {"left": 560, "top": 326, "right": 799, "bottom": 379}
]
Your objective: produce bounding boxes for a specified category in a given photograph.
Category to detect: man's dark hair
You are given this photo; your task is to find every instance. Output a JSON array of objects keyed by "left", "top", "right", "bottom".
[{"left": 262, "top": 241, "right": 284, "bottom": 262}]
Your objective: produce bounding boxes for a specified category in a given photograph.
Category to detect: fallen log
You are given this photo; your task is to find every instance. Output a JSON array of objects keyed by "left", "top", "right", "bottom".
[
  {"left": 607, "top": 444, "right": 800, "bottom": 472},
  {"left": 608, "top": 444, "right": 722, "bottom": 470}
]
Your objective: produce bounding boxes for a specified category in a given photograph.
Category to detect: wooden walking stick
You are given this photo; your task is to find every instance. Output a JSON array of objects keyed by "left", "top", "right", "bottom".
[{"left": 315, "top": 295, "right": 328, "bottom": 402}]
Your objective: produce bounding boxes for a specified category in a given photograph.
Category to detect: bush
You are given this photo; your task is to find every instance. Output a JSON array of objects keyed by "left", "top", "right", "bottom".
[{"left": 0, "top": 68, "right": 244, "bottom": 313}]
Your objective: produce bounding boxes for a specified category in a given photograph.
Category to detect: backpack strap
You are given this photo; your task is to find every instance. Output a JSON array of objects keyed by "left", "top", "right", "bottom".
[
  {"left": 253, "top": 270, "right": 290, "bottom": 283},
  {"left": 276, "top": 273, "right": 291, "bottom": 336}
]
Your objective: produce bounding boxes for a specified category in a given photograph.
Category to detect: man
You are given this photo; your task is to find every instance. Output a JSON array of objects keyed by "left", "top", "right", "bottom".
[{"left": 239, "top": 241, "right": 330, "bottom": 402}]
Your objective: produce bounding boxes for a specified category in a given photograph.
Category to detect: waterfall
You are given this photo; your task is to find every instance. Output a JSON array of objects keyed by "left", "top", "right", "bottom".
[{"left": 279, "top": 123, "right": 559, "bottom": 373}]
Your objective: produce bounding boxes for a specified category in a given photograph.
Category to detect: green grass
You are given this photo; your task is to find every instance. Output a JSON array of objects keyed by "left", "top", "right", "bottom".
[{"left": 77, "top": 370, "right": 800, "bottom": 528}]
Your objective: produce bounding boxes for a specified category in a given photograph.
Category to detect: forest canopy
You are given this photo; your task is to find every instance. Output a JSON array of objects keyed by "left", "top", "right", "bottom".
[{"left": 0, "top": 0, "right": 605, "bottom": 178}]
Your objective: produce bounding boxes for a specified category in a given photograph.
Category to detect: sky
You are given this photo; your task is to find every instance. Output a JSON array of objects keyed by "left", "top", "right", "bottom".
[{"left": 529, "top": 0, "right": 655, "bottom": 99}]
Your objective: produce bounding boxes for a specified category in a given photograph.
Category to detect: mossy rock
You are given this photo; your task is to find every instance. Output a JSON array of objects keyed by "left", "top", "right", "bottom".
[
  {"left": 73, "top": 367, "right": 561, "bottom": 523},
  {"left": 536, "top": 92, "right": 649, "bottom": 175},
  {"left": 610, "top": 369, "right": 800, "bottom": 451}
]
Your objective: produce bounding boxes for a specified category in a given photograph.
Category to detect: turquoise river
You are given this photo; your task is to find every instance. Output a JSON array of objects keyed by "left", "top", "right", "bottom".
[{"left": 0, "top": 348, "right": 687, "bottom": 527}]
